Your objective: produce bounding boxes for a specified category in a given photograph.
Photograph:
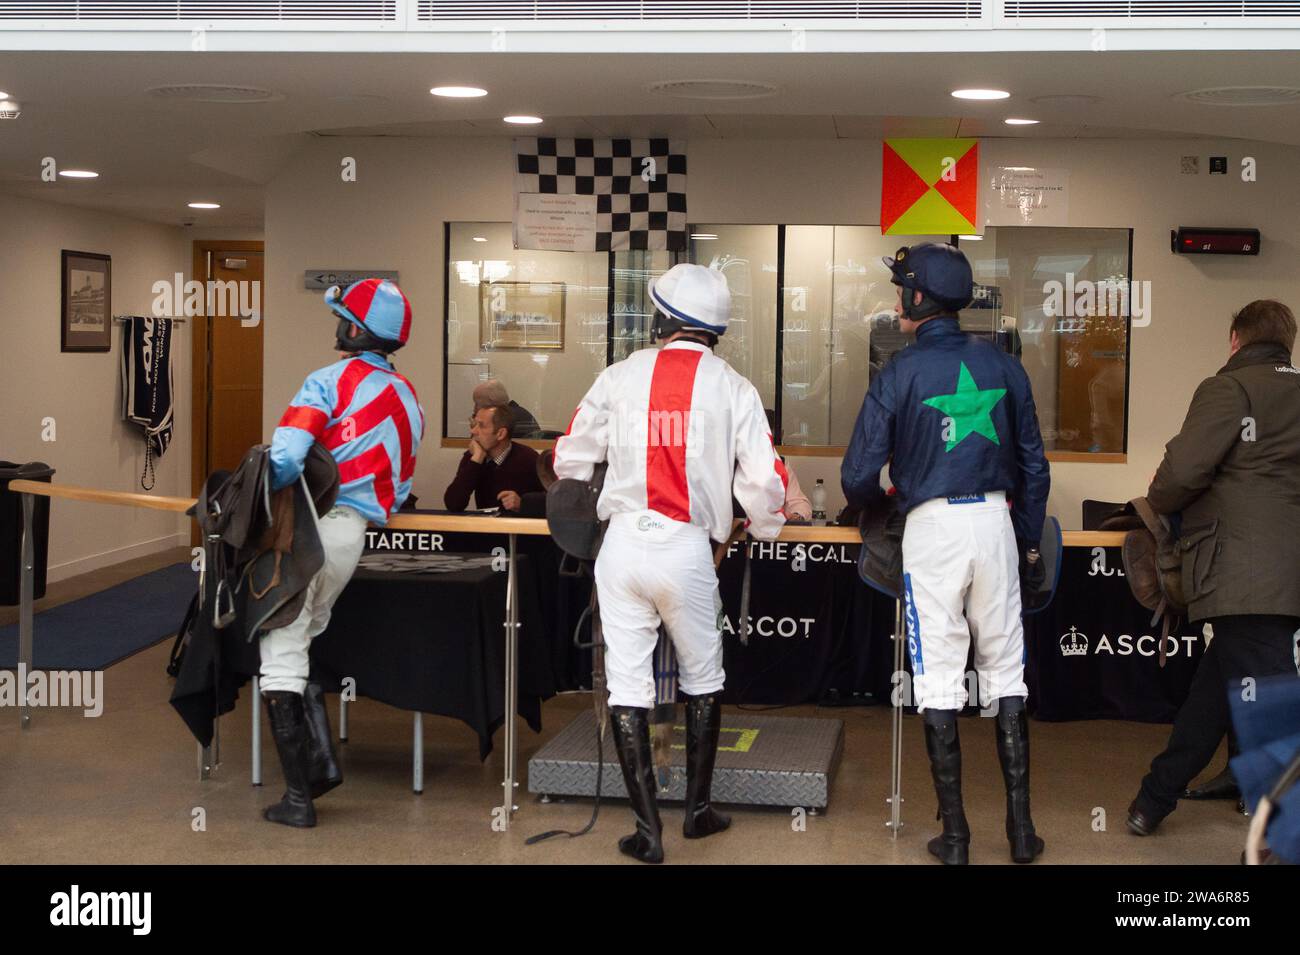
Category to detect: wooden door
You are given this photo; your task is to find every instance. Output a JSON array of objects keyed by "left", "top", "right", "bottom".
[{"left": 190, "top": 241, "right": 265, "bottom": 502}]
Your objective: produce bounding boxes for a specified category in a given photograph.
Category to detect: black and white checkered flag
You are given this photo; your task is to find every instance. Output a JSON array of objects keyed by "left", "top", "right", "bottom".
[{"left": 514, "top": 138, "right": 687, "bottom": 252}]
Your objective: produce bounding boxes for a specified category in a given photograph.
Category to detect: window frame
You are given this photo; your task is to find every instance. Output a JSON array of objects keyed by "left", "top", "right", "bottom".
[{"left": 441, "top": 221, "right": 1133, "bottom": 462}]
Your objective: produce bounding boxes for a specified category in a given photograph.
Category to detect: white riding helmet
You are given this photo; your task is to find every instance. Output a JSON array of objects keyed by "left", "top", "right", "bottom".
[{"left": 648, "top": 263, "right": 731, "bottom": 337}]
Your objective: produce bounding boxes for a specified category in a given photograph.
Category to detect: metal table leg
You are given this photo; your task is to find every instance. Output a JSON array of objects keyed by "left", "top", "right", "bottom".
[
  {"left": 413, "top": 711, "right": 423, "bottom": 794},
  {"left": 887, "top": 596, "right": 905, "bottom": 838},
  {"left": 18, "top": 493, "right": 34, "bottom": 729},
  {"left": 251, "top": 675, "right": 262, "bottom": 786},
  {"left": 499, "top": 534, "right": 520, "bottom": 828}
]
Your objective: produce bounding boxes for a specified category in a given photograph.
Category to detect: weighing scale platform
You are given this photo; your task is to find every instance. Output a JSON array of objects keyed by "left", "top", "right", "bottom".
[{"left": 528, "top": 708, "right": 844, "bottom": 810}]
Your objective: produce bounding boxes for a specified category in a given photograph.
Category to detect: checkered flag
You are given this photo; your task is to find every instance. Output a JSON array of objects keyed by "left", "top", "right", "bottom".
[{"left": 514, "top": 138, "right": 687, "bottom": 252}]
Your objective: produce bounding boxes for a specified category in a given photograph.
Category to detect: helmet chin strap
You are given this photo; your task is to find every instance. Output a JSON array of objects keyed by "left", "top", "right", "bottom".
[
  {"left": 650, "top": 310, "right": 675, "bottom": 342},
  {"left": 335, "top": 316, "right": 401, "bottom": 355},
  {"left": 652, "top": 313, "right": 716, "bottom": 348},
  {"left": 901, "top": 287, "right": 949, "bottom": 323}
]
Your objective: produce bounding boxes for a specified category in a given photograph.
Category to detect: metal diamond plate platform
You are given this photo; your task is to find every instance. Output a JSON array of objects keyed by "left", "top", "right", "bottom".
[{"left": 528, "top": 709, "right": 844, "bottom": 809}]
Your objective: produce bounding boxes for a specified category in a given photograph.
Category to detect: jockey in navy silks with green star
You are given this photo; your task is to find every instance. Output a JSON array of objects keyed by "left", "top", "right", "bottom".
[{"left": 841, "top": 242, "right": 1051, "bottom": 867}]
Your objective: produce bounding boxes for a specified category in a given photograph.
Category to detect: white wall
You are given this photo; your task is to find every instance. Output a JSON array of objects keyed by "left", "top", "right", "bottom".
[
  {"left": 0, "top": 194, "right": 192, "bottom": 580},
  {"left": 262, "top": 135, "right": 1300, "bottom": 528}
]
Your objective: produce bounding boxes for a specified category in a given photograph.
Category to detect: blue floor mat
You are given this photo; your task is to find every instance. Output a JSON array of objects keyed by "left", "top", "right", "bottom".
[{"left": 0, "top": 563, "right": 196, "bottom": 671}]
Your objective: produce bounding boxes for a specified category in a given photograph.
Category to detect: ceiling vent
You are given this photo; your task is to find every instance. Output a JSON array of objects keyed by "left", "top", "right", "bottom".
[
  {"left": 648, "top": 80, "right": 780, "bottom": 101},
  {"left": 1029, "top": 93, "right": 1101, "bottom": 106},
  {"left": 418, "top": 1, "right": 983, "bottom": 21},
  {"left": 1174, "top": 86, "right": 1300, "bottom": 107},
  {"left": 0, "top": 100, "right": 20, "bottom": 119},
  {"left": 146, "top": 84, "right": 283, "bottom": 103},
  {"left": 1003, "top": 1, "right": 1300, "bottom": 18},
  {"left": 0, "top": 2, "right": 398, "bottom": 21}
]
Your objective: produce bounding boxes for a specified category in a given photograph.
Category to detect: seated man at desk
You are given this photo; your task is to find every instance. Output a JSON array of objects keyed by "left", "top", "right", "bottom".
[
  {"left": 473, "top": 378, "right": 541, "bottom": 439},
  {"left": 444, "top": 404, "right": 544, "bottom": 514}
]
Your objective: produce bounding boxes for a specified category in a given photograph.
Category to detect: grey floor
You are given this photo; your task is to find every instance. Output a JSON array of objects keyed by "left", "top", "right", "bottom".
[{"left": 0, "top": 548, "right": 1247, "bottom": 865}]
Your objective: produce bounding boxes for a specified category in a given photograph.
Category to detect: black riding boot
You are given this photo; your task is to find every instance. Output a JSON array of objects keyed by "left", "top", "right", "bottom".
[
  {"left": 995, "top": 696, "right": 1044, "bottom": 863},
  {"left": 924, "top": 709, "right": 969, "bottom": 865},
  {"left": 609, "top": 706, "right": 664, "bottom": 864},
  {"left": 682, "top": 693, "right": 731, "bottom": 839},
  {"left": 262, "top": 691, "right": 317, "bottom": 829},
  {"left": 303, "top": 682, "right": 343, "bottom": 799}
]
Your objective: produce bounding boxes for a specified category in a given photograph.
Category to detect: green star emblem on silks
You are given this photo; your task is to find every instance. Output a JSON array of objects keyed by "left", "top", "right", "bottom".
[{"left": 922, "top": 362, "right": 1007, "bottom": 452}]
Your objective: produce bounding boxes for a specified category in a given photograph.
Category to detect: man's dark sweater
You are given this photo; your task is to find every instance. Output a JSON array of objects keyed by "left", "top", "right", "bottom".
[{"left": 443, "top": 442, "right": 545, "bottom": 515}]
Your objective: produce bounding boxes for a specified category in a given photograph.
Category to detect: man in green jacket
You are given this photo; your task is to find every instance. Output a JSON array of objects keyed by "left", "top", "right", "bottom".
[{"left": 1128, "top": 300, "right": 1300, "bottom": 836}]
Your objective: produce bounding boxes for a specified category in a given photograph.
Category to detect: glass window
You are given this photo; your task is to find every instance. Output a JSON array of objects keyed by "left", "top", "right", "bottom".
[
  {"left": 689, "top": 226, "right": 779, "bottom": 411},
  {"left": 780, "top": 226, "right": 947, "bottom": 446},
  {"left": 443, "top": 222, "right": 1131, "bottom": 456},
  {"left": 960, "top": 227, "right": 1132, "bottom": 454},
  {"left": 445, "top": 222, "right": 608, "bottom": 438},
  {"left": 611, "top": 250, "right": 677, "bottom": 362}
]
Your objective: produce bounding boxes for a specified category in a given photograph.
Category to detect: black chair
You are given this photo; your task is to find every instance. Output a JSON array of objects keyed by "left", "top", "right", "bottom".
[{"left": 1082, "top": 499, "right": 1127, "bottom": 531}]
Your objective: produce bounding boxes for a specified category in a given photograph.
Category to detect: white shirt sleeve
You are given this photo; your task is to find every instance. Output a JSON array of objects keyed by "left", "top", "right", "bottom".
[
  {"left": 731, "top": 379, "right": 788, "bottom": 541},
  {"left": 553, "top": 370, "right": 612, "bottom": 482}
]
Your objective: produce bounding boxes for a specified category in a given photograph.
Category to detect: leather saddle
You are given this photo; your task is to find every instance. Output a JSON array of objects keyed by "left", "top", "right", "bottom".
[{"left": 189, "top": 443, "right": 340, "bottom": 640}]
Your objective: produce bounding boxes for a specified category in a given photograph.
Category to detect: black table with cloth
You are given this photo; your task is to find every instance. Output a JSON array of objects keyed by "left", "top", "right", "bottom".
[
  {"left": 368, "top": 511, "right": 592, "bottom": 692},
  {"left": 353, "top": 524, "right": 1202, "bottom": 723},
  {"left": 309, "top": 552, "right": 556, "bottom": 759},
  {"left": 715, "top": 540, "right": 1204, "bottom": 720},
  {"left": 1025, "top": 546, "right": 1207, "bottom": 722},
  {"left": 714, "top": 538, "right": 896, "bottom": 706}
]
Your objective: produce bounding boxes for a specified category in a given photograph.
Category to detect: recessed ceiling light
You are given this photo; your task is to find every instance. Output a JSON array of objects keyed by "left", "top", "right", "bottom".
[
  {"left": 691, "top": 233, "right": 718, "bottom": 240},
  {"left": 0, "top": 91, "right": 8, "bottom": 99},
  {"left": 188, "top": 202, "right": 221, "bottom": 209},
  {"left": 1004, "top": 118, "right": 1039, "bottom": 125},
  {"left": 431, "top": 86, "right": 487, "bottom": 98},
  {"left": 472, "top": 236, "right": 487, "bottom": 242},
  {"left": 959, "top": 235, "right": 983, "bottom": 241},
  {"left": 952, "top": 89, "right": 1011, "bottom": 101},
  {"left": 503, "top": 115, "right": 543, "bottom": 125},
  {"left": 58, "top": 169, "right": 98, "bottom": 179}
]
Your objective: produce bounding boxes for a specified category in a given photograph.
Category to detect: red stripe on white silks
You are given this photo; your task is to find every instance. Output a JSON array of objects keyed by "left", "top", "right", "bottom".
[
  {"left": 645, "top": 348, "right": 703, "bottom": 524},
  {"left": 771, "top": 434, "right": 790, "bottom": 491}
]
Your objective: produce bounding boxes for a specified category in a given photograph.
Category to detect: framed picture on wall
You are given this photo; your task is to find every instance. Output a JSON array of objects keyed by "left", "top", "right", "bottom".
[
  {"left": 61, "top": 250, "right": 112, "bottom": 352},
  {"left": 479, "top": 281, "right": 565, "bottom": 351}
]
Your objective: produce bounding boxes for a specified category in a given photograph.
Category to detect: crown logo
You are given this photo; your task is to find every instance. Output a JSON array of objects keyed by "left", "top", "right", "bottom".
[{"left": 1059, "top": 626, "right": 1089, "bottom": 657}]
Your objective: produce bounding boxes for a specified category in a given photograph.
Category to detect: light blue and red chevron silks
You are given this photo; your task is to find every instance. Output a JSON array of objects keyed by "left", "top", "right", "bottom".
[{"left": 271, "top": 352, "right": 424, "bottom": 525}]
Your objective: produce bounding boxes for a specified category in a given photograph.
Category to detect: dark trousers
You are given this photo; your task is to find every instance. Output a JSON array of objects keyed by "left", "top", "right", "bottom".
[{"left": 1139, "top": 614, "right": 1300, "bottom": 817}]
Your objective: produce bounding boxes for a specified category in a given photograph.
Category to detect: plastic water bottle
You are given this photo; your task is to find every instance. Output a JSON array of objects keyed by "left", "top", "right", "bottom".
[{"left": 811, "top": 479, "right": 827, "bottom": 525}]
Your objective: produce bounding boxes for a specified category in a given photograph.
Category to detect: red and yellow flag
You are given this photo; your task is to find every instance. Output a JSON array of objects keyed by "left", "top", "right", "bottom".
[{"left": 881, "top": 139, "right": 979, "bottom": 235}]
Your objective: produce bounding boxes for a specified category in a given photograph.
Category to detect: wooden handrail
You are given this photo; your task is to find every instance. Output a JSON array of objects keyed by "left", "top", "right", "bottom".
[
  {"left": 7, "top": 479, "right": 1128, "bottom": 547},
  {"left": 9, "top": 480, "right": 195, "bottom": 513}
]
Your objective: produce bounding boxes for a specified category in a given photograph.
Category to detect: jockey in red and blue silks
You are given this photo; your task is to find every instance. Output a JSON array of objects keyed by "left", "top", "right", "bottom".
[
  {"left": 257, "top": 278, "right": 424, "bottom": 831},
  {"left": 270, "top": 280, "right": 424, "bottom": 525}
]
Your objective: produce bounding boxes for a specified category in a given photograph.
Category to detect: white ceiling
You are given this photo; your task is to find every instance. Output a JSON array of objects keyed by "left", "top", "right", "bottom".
[{"left": 2, "top": 49, "right": 1299, "bottom": 227}]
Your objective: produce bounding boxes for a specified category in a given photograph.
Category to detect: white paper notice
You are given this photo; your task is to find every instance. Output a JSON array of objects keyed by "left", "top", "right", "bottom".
[
  {"left": 983, "top": 167, "right": 1070, "bottom": 227},
  {"left": 513, "top": 193, "right": 598, "bottom": 252}
]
